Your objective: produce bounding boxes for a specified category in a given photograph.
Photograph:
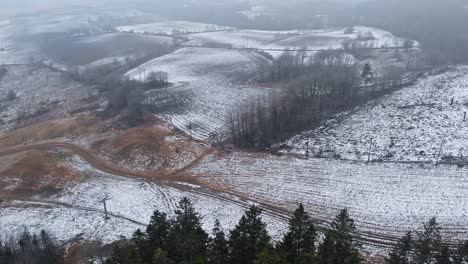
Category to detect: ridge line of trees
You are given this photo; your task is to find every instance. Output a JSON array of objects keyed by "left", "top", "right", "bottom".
[
  {"left": 230, "top": 49, "right": 415, "bottom": 148},
  {"left": 2, "top": 198, "right": 468, "bottom": 263},
  {"left": 106, "top": 198, "right": 362, "bottom": 264}
]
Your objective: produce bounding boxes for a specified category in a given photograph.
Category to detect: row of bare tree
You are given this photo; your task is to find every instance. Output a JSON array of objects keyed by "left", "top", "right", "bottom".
[{"left": 230, "top": 50, "right": 415, "bottom": 148}]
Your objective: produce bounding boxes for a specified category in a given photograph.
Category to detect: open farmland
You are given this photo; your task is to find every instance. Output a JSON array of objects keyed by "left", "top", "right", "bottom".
[
  {"left": 117, "top": 20, "right": 233, "bottom": 35},
  {"left": 0, "top": 6, "right": 152, "bottom": 64},
  {"left": 285, "top": 66, "right": 468, "bottom": 163},
  {"left": 0, "top": 65, "right": 92, "bottom": 132},
  {"left": 183, "top": 26, "right": 408, "bottom": 56},
  {"left": 127, "top": 47, "right": 269, "bottom": 140},
  {"left": 189, "top": 150, "right": 468, "bottom": 244},
  {"left": 0, "top": 155, "right": 287, "bottom": 244},
  {"left": 40, "top": 32, "right": 173, "bottom": 69},
  {"left": 122, "top": 23, "right": 413, "bottom": 140},
  {"left": 2, "top": 4, "right": 466, "bottom": 262}
]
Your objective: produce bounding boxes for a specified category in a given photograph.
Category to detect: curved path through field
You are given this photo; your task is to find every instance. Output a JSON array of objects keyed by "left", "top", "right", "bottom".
[
  {"left": 2, "top": 141, "right": 462, "bottom": 250},
  {"left": 0, "top": 142, "right": 212, "bottom": 180}
]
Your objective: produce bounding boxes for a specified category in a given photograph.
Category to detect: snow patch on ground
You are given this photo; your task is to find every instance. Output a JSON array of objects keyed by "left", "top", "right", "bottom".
[
  {"left": 190, "top": 151, "right": 468, "bottom": 242},
  {"left": 128, "top": 47, "right": 269, "bottom": 140},
  {"left": 286, "top": 67, "right": 468, "bottom": 162},
  {"left": 0, "top": 155, "right": 287, "bottom": 243},
  {"left": 0, "top": 65, "right": 90, "bottom": 132}
]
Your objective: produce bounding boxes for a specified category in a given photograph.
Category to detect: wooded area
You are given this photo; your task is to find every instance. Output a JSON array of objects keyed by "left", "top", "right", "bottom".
[{"left": 230, "top": 49, "right": 416, "bottom": 148}]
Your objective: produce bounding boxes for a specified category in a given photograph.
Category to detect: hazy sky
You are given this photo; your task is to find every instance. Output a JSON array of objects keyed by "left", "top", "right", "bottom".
[
  {"left": 0, "top": 0, "right": 114, "bottom": 17},
  {"left": 0, "top": 0, "right": 371, "bottom": 18}
]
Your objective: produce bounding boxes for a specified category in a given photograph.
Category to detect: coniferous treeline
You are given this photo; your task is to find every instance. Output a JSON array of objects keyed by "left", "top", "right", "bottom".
[
  {"left": 2, "top": 198, "right": 468, "bottom": 263},
  {"left": 385, "top": 217, "right": 468, "bottom": 264},
  {"left": 106, "top": 198, "right": 362, "bottom": 264},
  {"left": 0, "top": 229, "right": 61, "bottom": 264}
]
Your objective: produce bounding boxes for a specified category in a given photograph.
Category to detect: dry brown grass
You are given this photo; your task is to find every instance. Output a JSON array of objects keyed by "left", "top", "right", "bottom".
[
  {"left": 0, "top": 116, "right": 107, "bottom": 147},
  {"left": 0, "top": 150, "right": 85, "bottom": 199},
  {"left": 110, "top": 125, "right": 172, "bottom": 156},
  {"left": 93, "top": 125, "right": 208, "bottom": 172}
]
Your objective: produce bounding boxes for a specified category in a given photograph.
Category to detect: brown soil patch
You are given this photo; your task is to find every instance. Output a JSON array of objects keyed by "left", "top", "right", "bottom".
[
  {"left": 0, "top": 150, "right": 85, "bottom": 200},
  {"left": 0, "top": 116, "right": 108, "bottom": 148},
  {"left": 93, "top": 125, "right": 208, "bottom": 172}
]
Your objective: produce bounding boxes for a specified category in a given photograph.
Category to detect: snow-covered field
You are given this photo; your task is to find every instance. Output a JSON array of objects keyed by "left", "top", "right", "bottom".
[
  {"left": 117, "top": 21, "right": 233, "bottom": 35},
  {"left": 127, "top": 47, "right": 260, "bottom": 83},
  {"left": 121, "top": 24, "right": 411, "bottom": 140},
  {"left": 189, "top": 151, "right": 468, "bottom": 242},
  {"left": 184, "top": 26, "right": 408, "bottom": 57},
  {"left": 0, "top": 7, "right": 153, "bottom": 64},
  {"left": 0, "top": 65, "right": 90, "bottom": 132},
  {"left": 0, "top": 156, "right": 287, "bottom": 243},
  {"left": 42, "top": 32, "right": 173, "bottom": 68},
  {"left": 285, "top": 67, "right": 468, "bottom": 162},
  {"left": 0, "top": 10, "right": 439, "bottom": 257},
  {"left": 128, "top": 47, "right": 269, "bottom": 140}
]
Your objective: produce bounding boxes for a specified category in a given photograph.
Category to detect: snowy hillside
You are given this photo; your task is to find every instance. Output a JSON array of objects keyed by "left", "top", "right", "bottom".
[
  {"left": 190, "top": 150, "right": 468, "bottom": 242},
  {"left": 127, "top": 47, "right": 269, "bottom": 140},
  {"left": 285, "top": 67, "right": 468, "bottom": 163},
  {"left": 117, "top": 21, "right": 233, "bottom": 35},
  {"left": 0, "top": 156, "right": 287, "bottom": 244}
]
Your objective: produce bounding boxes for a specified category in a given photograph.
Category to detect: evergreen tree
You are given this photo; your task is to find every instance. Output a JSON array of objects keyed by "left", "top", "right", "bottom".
[
  {"left": 414, "top": 217, "right": 442, "bottom": 264},
  {"left": 229, "top": 205, "right": 272, "bottom": 264},
  {"left": 130, "top": 229, "right": 147, "bottom": 264},
  {"left": 207, "top": 220, "right": 229, "bottom": 264},
  {"left": 435, "top": 245, "right": 452, "bottom": 264},
  {"left": 146, "top": 210, "right": 171, "bottom": 251},
  {"left": 253, "top": 248, "right": 287, "bottom": 264},
  {"left": 453, "top": 241, "right": 468, "bottom": 264},
  {"left": 279, "top": 203, "right": 317, "bottom": 263},
  {"left": 38, "top": 230, "right": 61, "bottom": 264},
  {"left": 167, "top": 197, "right": 208, "bottom": 264},
  {"left": 106, "top": 241, "right": 143, "bottom": 264},
  {"left": 152, "top": 248, "right": 169, "bottom": 264},
  {"left": 330, "top": 209, "right": 361, "bottom": 264},
  {"left": 385, "top": 232, "right": 413, "bottom": 264},
  {"left": 318, "top": 231, "right": 336, "bottom": 264}
]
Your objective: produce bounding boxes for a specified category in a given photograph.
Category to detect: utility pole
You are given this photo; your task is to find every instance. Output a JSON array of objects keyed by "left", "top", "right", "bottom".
[
  {"left": 138, "top": 67, "right": 142, "bottom": 82},
  {"left": 305, "top": 138, "right": 310, "bottom": 159},
  {"left": 436, "top": 140, "right": 445, "bottom": 165},
  {"left": 188, "top": 123, "right": 193, "bottom": 139},
  {"left": 367, "top": 137, "right": 373, "bottom": 163},
  {"left": 102, "top": 196, "right": 110, "bottom": 220}
]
